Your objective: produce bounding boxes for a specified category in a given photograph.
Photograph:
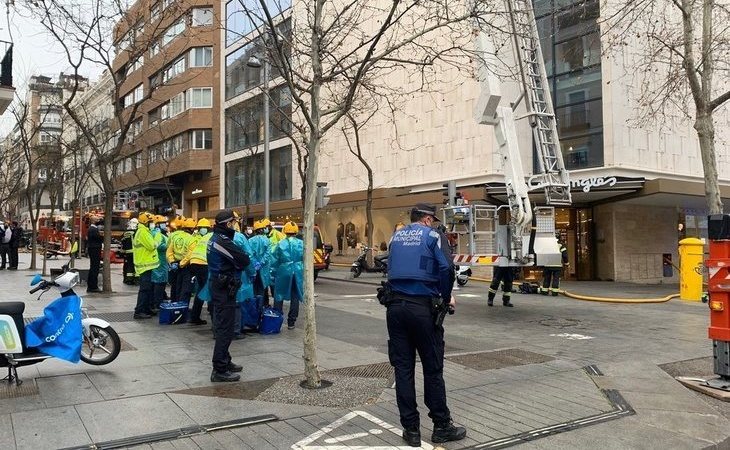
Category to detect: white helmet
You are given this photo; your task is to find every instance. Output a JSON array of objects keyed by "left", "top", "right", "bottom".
[{"left": 127, "top": 218, "right": 139, "bottom": 230}]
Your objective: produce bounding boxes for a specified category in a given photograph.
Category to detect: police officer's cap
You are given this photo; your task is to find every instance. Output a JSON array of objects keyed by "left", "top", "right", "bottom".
[
  {"left": 215, "top": 209, "right": 236, "bottom": 224},
  {"left": 412, "top": 203, "right": 441, "bottom": 222}
]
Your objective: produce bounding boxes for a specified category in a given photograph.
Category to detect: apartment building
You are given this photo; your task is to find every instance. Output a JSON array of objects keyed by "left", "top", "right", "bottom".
[
  {"left": 110, "top": 0, "right": 221, "bottom": 217},
  {"left": 10, "top": 74, "right": 88, "bottom": 228},
  {"left": 219, "top": 0, "right": 730, "bottom": 283}
]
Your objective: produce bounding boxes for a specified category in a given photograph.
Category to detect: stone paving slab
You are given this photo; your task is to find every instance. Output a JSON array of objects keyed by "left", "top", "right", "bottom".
[{"left": 11, "top": 406, "right": 91, "bottom": 450}]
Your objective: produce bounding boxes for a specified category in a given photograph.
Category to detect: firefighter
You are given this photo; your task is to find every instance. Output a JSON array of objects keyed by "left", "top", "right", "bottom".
[
  {"left": 541, "top": 233, "right": 569, "bottom": 296},
  {"left": 180, "top": 218, "right": 212, "bottom": 325},
  {"left": 120, "top": 218, "right": 138, "bottom": 285},
  {"left": 151, "top": 215, "right": 169, "bottom": 311},
  {"left": 165, "top": 216, "right": 186, "bottom": 301},
  {"left": 487, "top": 266, "right": 514, "bottom": 307},
  {"left": 170, "top": 218, "right": 196, "bottom": 305},
  {"left": 132, "top": 212, "right": 159, "bottom": 319}
]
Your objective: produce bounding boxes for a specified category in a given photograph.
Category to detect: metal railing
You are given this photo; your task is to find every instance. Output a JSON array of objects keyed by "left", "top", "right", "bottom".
[{"left": 0, "top": 41, "right": 12, "bottom": 87}]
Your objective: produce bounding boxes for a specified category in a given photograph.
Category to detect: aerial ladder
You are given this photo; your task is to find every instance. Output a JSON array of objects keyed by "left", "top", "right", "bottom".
[{"left": 445, "top": 0, "right": 572, "bottom": 268}]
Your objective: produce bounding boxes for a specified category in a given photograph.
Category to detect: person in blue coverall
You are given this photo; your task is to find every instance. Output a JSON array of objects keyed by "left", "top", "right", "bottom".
[
  {"left": 249, "top": 219, "right": 273, "bottom": 305},
  {"left": 270, "top": 221, "right": 304, "bottom": 329},
  {"left": 386, "top": 203, "right": 466, "bottom": 447},
  {"left": 232, "top": 227, "right": 258, "bottom": 336}
]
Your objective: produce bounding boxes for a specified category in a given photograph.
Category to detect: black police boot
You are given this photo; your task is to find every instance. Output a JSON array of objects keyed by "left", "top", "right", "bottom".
[
  {"left": 487, "top": 296, "right": 494, "bottom": 307},
  {"left": 227, "top": 362, "right": 243, "bottom": 372},
  {"left": 210, "top": 370, "right": 241, "bottom": 382},
  {"left": 431, "top": 421, "right": 467, "bottom": 443},
  {"left": 402, "top": 428, "right": 421, "bottom": 447}
]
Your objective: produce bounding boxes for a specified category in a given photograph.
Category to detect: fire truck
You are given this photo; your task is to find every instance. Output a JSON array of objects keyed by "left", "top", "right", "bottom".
[{"left": 444, "top": 0, "right": 572, "bottom": 268}]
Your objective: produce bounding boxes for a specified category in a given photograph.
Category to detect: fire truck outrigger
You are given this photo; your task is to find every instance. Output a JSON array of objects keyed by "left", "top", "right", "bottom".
[{"left": 444, "top": 0, "right": 572, "bottom": 268}]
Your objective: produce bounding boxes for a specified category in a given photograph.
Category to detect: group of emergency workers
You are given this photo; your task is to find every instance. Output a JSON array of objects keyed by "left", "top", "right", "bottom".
[{"left": 123, "top": 210, "right": 305, "bottom": 381}]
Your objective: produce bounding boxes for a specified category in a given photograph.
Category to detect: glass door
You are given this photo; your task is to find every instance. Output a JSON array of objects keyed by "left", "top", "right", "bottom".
[{"left": 575, "top": 208, "right": 594, "bottom": 280}]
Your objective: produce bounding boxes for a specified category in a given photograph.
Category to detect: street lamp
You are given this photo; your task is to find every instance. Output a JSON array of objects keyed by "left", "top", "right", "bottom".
[{"left": 247, "top": 54, "right": 270, "bottom": 218}]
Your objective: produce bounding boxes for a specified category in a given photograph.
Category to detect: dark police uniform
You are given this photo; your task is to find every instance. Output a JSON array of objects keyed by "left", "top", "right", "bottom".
[
  {"left": 207, "top": 211, "right": 250, "bottom": 382},
  {"left": 386, "top": 206, "right": 465, "bottom": 446}
]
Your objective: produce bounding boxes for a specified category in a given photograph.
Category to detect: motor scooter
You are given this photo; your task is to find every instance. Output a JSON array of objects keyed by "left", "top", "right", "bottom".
[
  {"left": 455, "top": 265, "right": 472, "bottom": 286},
  {"left": 0, "top": 266, "right": 121, "bottom": 386},
  {"left": 351, "top": 246, "right": 388, "bottom": 278}
]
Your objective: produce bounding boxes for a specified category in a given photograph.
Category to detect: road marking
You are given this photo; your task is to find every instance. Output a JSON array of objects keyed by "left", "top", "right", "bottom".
[
  {"left": 342, "top": 294, "right": 377, "bottom": 298},
  {"left": 550, "top": 333, "right": 594, "bottom": 340},
  {"left": 458, "top": 293, "right": 480, "bottom": 298},
  {"left": 291, "top": 410, "right": 434, "bottom": 450}
]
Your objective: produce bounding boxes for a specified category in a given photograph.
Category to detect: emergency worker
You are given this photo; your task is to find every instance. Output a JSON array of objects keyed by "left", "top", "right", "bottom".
[
  {"left": 541, "top": 233, "right": 568, "bottom": 296},
  {"left": 233, "top": 226, "right": 257, "bottom": 335},
  {"left": 487, "top": 266, "right": 514, "bottom": 307},
  {"left": 151, "top": 215, "right": 169, "bottom": 311},
  {"left": 270, "top": 221, "right": 304, "bottom": 329},
  {"left": 207, "top": 210, "right": 250, "bottom": 382},
  {"left": 171, "top": 218, "right": 196, "bottom": 304},
  {"left": 132, "top": 212, "right": 159, "bottom": 319},
  {"left": 180, "top": 218, "right": 212, "bottom": 325},
  {"left": 249, "top": 220, "right": 273, "bottom": 304},
  {"left": 166, "top": 216, "right": 188, "bottom": 301},
  {"left": 265, "top": 219, "right": 286, "bottom": 248},
  {"left": 386, "top": 203, "right": 466, "bottom": 446},
  {"left": 121, "top": 218, "right": 138, "bottom": 285}
]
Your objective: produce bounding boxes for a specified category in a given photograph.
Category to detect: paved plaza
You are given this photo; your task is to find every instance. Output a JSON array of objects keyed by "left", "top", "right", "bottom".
[{"left": 0, "top": 253, "right": 728, "bottom": 449}]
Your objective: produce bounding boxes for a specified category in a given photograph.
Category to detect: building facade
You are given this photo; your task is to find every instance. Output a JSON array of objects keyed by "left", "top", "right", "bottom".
[
  {"left": 110, "top": 0, "right": 221, "bottom": 217},
  {"left": 219, "top": 0, "right": 730, "bottom": 283}
]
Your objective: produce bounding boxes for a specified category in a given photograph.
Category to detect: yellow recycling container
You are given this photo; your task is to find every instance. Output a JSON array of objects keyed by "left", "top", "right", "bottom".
[{"left": 679, "top": 237, "right": 704, "bottom": 302}]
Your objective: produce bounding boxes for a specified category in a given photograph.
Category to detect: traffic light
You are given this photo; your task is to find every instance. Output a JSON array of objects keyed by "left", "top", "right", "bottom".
[{"left": 316, "top": 182, "right": 330, "bottom": 209}]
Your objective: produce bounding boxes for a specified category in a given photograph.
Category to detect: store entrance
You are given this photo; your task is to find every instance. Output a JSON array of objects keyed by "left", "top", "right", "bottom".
[{"left": 555, "top": 207, "right": 594, "bottom": 281}]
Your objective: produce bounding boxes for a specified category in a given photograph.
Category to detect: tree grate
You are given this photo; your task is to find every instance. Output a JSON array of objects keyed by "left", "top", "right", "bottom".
[
  {"left": 26, "top": 311, "right": 138, "bottom": 324},
  {"left": 446, "top": 348, "right": 554, "bottom": 371},
  {"left": 0, "top": 378, "right": 40, "bottom": 399},
  {"left": 323, "top": 362, "right": 394, "bottom": 380}
]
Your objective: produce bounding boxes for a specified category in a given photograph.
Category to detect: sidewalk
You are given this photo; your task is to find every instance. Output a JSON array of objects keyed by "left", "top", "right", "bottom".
[{"left": 1, "top": 252, "right": 727, "bottom": 449}]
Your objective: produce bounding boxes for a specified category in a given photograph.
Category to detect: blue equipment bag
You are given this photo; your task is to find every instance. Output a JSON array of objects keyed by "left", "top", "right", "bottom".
[
  {"left": 159, "top": 301, "right": 189, "bottom": 325},
  {"left": 241, "top": 295, "right": 265, "bottom": 332},
  {"left": 260, "top": 307, "right": 283, "bottom": 335}
]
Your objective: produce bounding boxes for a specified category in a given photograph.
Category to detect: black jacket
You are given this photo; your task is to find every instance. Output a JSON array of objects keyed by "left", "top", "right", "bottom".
[
  {"left": 9, "top": 227, "right": 21, "bottom": 247},
  {"left": 87, "top": 225, "right": 103, "bottom": 250}
]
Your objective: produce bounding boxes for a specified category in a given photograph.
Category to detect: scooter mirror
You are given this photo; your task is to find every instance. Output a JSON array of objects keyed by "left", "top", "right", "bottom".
[{"left": 30, "top": 274, "right": 43, "bottom": 286}]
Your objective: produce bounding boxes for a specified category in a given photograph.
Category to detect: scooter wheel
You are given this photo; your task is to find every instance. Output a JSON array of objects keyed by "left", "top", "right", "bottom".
[
  {"left": 457, "top": 278, "right": 468, "bottom": 286},
  {"left": 351, "top": 266, "right": 362, "bottom": 278},
  {"left": 81, "top": 325, "right": 121, "bottom": 365}
]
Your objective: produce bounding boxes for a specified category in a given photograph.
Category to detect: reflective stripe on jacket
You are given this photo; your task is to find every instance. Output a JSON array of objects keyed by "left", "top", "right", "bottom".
[{"left": 133, "top": 224, "right": 159, "bottom": 275}]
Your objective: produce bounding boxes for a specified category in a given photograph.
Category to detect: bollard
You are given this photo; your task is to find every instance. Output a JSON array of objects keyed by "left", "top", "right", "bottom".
[
  {"left": 679, "top": 237, "right": 704, "bottom": 301},
  {"left": 706, "top": 215, "right": 730, "bottom": 390}
]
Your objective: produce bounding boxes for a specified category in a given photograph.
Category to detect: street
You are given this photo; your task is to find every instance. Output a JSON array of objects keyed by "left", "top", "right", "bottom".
[{"left": 1, "top": 253, "right": 728, "bottom": 449}]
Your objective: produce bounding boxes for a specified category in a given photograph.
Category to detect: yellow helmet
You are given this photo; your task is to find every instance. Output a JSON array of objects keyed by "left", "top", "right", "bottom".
[
  {"left": 283, "top": 221, "right": 299, "bottom": 235},
  {"left": 258, "top": 218, "right": 271, "bottom": 229},
  {"left": 138, "top": 212, "right": 154, "bottom": 225},
  {"left": 171, "top": 216, "right": 182, "bottom": 229},
  {"left": 253, "top": 219, "right": 267, "bottom": 231},
  {"left": 154, "top": 215, "right": 167, "bottom": 224},
  {"left": 196, "top": 218, "right": 211, "bottom": 228},
  {"left": 183, "top": 218, "right": 197, "bottom": 229}
]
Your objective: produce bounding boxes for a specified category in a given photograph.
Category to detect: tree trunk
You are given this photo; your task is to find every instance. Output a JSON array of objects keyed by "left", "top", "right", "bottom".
[
  {"left": 102, "top": 188, "right": 114, "bottom": 292},
  {"left": 366, "top": 168, "right": 374, "bottom": 258},
  {"left": 302, "top": 131, "right": 321, "bottom": 388},
  {"left": 69, "top": 202, "right": 77, "bottom": 269},
  {"left": 695, "top": 112, "right": 722, "bottom": 214},
  {"left": 30, "top": 225, "right": 38, "bottom": 270}
]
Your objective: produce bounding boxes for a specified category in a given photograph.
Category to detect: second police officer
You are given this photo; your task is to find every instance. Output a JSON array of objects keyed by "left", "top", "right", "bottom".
[
  {"left": 207, "top": 210, "right": 250, "bottom": 382},
  {"left": 384, "top": 203, "right": 466, "bottom": 447}
]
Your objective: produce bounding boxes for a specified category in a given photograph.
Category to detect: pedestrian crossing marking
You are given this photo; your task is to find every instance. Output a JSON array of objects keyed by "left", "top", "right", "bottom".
[{"left": 291, "top": 410, "right": 434, "bottom": 449}]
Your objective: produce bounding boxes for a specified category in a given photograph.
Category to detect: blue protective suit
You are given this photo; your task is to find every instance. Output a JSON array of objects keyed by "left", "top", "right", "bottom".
[
  {"left": 248, "top": 234, "right": 272, "bottom": 288},
  {"left": 233, "top": 231, "right": 257, "bottom": 302},
  {"left": 151, "top": 230, "right": 169, "bottom": 284},
  {"left": 271, "top": 236, "right": 304, "bottom": 302},
  {"left": 388, "top": 223, "right": 453, "bottom": 301}
]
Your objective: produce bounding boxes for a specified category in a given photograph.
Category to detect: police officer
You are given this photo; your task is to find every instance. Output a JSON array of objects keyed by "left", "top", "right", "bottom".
[
  {"left": 207, "top": 210, "right": 250, "bottom": 382},
  {"left": 541, "top": 232, "right": 568, "bottom": 296},
  {"left": 386, "top": 203, "right": 466, "bottom": 447}
]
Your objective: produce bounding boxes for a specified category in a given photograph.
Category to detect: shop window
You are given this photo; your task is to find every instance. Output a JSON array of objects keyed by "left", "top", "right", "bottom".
[{"left": 197, "top": 198, "right": 208, "bottom": 212}]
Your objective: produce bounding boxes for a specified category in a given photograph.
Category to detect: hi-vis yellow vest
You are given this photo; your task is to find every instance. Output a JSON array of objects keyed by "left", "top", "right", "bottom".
[
  {"left": 189, "top": 233, "right": 212, "bottom": 265},
  {"left": 132, "top": 224, "right": 159, "bottom": 275},
  {"left": 167, "top": 230, "right": 191, "bottom": 262}
]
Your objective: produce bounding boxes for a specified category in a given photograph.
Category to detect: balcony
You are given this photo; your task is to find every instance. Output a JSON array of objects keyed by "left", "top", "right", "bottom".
[{"left": 0, "top": 41, "right": 14, "bottom": 115}]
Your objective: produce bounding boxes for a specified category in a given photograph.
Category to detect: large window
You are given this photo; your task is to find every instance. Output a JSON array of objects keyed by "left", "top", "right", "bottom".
[
  {"left": 225, "top": 145, "right": 292, "bottom": 207},
  {"left": 225, "top": 86, "right": 291, "bottom": 154},
  {"left": 192, "top": 7, "right": 213, "bottom": 26},
  {"left": 534, "top": 0, "right": 603, "bottom": 170},
  {"left": 191, "top": 129, "right": 213, "bottom": 149},
  {"left": 225, "top": 40, "right": 262, "bottom": 99},
  {"left": 225, "top": 0, "right": 291, "bottom": 47},
  {"left": 163, "top": 56, "right": 186, "bottom": 83},
  {"left": 162, "top": 20, "right": 185, "bottom": 47}
]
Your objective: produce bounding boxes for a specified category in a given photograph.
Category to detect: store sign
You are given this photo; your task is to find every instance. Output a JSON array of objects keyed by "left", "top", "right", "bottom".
[{"left": 570, "top": 177, "right": 617, "bottom": 193}]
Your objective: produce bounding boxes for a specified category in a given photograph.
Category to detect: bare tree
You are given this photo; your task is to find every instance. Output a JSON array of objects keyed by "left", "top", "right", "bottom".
[
  {"left": 603, "top": 0, "right": 730, "bottom": 213},
  {"left": 241, "top": 0, "right": 500, "bottom": 387},
  {"left": 0, "top": 139, "right": 25, "bottom": 221},
  {"left": 22, "top": 0, "right": 205, "bottom": 291}
]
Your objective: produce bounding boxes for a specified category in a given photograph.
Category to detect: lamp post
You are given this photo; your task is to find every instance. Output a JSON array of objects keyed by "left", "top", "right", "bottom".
[{"left": 247, "top": 54, "right": 270, "bottom": 218}]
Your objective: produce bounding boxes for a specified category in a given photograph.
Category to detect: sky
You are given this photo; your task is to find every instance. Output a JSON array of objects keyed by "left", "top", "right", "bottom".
[{"left": 0, "top": 4, "right": 105, "bottom": 135}]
